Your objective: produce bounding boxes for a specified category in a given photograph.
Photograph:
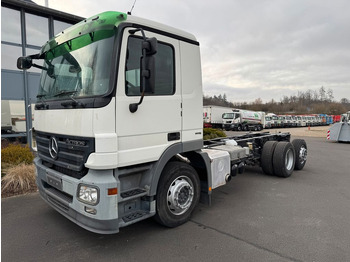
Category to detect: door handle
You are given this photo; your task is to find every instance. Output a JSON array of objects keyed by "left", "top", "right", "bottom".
[{"left": 168, "top": 132, "right": 180, "bottom": 141}]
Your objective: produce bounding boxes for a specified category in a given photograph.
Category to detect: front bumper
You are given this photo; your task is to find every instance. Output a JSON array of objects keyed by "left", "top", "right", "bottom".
[
  {"left": 223, "top": 123, "right": 239, "bottom": 130},
  {"left": 35, "top": 157, "right": 120, "bottom": 234}
]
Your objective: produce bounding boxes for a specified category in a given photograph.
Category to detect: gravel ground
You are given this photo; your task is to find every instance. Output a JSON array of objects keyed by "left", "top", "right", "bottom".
[
  {"left": 264, "top": 125, "right": 330, "bottom": 138},
  {"left": 225, "top": 125, "right": 331, "bottom": 138}
]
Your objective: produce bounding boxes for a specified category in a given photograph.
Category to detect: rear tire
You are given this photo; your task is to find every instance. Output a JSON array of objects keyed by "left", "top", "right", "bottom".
[
  {"left": 261, "top": 141, "right": 278, "bottom": 175},
  {"left": 273, "top": 142, "right": 295, "bottom": 178},
  {"left": 292, "top": 139, "right": 307, "bottom": 170},
  {"left": 154, "top": 161, "right": 200, "bottom": 228}
]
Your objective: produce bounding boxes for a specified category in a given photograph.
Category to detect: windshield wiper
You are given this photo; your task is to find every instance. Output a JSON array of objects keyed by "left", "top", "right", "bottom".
[
  {"left": 61, "top": 96, "right": 86, "bottom": 108},
  {"left": 54, "top": 90, "right": 78, "bottom": 97},
  {"left": 36, "top": 94, "right": 49, "bottom": 109}
]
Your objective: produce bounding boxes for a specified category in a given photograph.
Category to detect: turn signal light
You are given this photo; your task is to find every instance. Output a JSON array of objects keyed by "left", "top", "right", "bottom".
[{"left": 108, "top": 188, "right": 118, "bottom": 195}]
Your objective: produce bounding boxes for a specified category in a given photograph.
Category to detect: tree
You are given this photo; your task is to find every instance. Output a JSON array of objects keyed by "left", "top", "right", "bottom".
[
  {"left": 319, "top": 86, "right": 326, "bottom": 101},
  {"left": 340, "top": 98, "right": 349, "bottom": 104},
  {"left": 326, "top": 88, "right": 334, "bottom": 102}
]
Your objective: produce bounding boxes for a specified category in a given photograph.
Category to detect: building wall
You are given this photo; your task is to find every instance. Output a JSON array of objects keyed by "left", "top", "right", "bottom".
[{"left": 1, "top": 0, "right": 83, "bottom": 139}]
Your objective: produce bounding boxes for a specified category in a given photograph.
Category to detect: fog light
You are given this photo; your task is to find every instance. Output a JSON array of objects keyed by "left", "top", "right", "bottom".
[
  {"left": 77, "top": 184, "right": 99, "bottom": 205},
  {"left": 85, "top": 206, "right": 97, "bottom": 215}
]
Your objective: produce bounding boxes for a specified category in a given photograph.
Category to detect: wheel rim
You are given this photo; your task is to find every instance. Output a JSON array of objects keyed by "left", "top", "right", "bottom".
[
  {"left": 285, "top": 148, "right": 294, "bottom": 170},
  {"left": 298, "top": 145, "right": 307, "bottom": 165},
  {"left": 167, "top": 176, "right": 194, "bottom": 215}
]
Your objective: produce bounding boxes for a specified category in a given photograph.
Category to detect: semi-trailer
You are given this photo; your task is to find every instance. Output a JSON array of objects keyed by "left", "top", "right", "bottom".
[
  {"left": 203, "top": 105, "right": 233, "bottom": 128},
  {"left": 222, "top": 109, "right": 266, "bottom": 131}
]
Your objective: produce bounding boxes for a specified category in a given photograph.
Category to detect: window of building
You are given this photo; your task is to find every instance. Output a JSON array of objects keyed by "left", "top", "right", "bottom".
[
  {"left": 125, "top": 36, "right": 175, "bottom": 96},
  {"left": 1, "top": 44, "right": 22, "bottom": 71},
  {"left": 25, "top": 13, "right": 49, "bottom": 47},
  {"left": 54, "top": 20, "right": 73, "bottom": 35},
  {"left": 1, "top": 7, "right": 21, "bottom": 44}
]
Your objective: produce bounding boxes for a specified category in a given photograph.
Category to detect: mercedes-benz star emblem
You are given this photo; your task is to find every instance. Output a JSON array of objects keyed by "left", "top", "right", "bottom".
[{"left": 49, "top": 137, "right": 59, "bottom": 159}]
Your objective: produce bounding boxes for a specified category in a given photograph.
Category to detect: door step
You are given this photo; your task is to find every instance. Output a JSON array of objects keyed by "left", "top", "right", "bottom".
[
  {"left": 120, "top": 210, "right": 155, "bottom": 227},
  {"left": 121, "top": 188, "right": 147, "bottom": 199}
]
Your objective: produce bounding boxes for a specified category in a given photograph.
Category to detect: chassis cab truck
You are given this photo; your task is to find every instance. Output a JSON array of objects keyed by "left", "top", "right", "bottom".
[{"left": 17, "top": 11, "right": 307, "bottom": 234}]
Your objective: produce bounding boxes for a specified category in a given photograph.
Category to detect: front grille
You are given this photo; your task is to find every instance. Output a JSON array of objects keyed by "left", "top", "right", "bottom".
[
  {"left": 37, "top": 131, "right": 95, "bottom": 179},
  {"left": 47, "top": 195, "right": 70, "bottom": 212}
]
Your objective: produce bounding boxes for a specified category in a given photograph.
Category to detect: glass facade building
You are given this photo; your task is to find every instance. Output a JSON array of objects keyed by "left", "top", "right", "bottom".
[{"left": 1, "top": 0, "right": 83, "bottom": 142}]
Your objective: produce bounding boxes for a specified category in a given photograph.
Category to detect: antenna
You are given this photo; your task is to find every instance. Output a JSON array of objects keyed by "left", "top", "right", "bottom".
[{"left": 128, "top": 0, "right": 137, "bottom": 15}]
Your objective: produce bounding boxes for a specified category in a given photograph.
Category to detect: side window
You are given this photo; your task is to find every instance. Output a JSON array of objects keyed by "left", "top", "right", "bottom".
[{"left": 125, "top": 36, "right": 175, "bottom": 96}]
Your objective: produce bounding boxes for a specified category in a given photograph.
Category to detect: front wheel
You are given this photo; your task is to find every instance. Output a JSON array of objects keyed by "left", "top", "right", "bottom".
[{"left": 154, "top": 161, "right": 200, "bottom": 227}]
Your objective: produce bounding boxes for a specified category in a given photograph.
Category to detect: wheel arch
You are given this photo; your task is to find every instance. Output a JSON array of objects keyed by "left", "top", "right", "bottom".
[{"left": 149, "top": 141, "right": 208, "bottom": 195}]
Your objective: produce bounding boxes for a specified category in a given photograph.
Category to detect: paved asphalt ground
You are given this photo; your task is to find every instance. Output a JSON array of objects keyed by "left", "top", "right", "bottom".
[{"left": 2, "top": 136, "right": 350, "bottom": 262}]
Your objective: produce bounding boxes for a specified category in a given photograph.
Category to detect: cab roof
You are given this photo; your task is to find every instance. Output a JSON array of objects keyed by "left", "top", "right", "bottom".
[{"left": 40, "top": 11, "right": 198, "bottom": 55}]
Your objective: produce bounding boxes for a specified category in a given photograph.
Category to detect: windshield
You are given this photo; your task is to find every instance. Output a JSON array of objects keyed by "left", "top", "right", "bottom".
[
  {"left": 222, "top": 113, "right": 235, "bottom": 119},
  {"left": 265, "top": 117, "right": 271, "bottom": 121},
  {"left": 272, "top": 116, "right": 278, "bottom": 120},
  {"left": 38, "top": 34, "right": 115, "bottom": 101}
]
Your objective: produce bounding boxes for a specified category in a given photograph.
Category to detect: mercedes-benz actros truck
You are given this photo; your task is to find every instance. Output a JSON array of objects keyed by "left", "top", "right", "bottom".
[{"left": 17, "top": 11, "right": 308, "bottom": 234}]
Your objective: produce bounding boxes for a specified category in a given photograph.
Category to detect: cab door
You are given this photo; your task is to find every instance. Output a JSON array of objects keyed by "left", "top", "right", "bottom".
[{"left": 115, "top": 27, "right": 182, "bottom": 167}]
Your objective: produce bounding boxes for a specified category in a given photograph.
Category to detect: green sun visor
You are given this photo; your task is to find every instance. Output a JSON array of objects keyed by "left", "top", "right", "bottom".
[{"left": 41, "top": 11, "right": 127, "bottom": 58}]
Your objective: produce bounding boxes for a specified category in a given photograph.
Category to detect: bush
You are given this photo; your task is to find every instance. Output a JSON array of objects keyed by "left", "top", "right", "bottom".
[
  {"left": 1, "top": 163, "right": 37, "bottom": 197},
  {"left": 203, "top": 128, "right": 227, "bottom": 140},
  {"left": 1, "top": 144, "right": 34, "bottom": 165}
]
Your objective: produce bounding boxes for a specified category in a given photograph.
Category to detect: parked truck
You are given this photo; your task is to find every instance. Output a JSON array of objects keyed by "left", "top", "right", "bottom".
[
  {"left": 203, "top": 105, "right": 233, "bottom": 128},
  {"left": 17, "top": 11, "right": 308, "bottom": 234},
  {"left": 222, "top": 109, "right": 265, "bottom": 131},
  {"left": 327, "top": 111, "right": 350, "bottom": 142},
  {"left": 1, "top": 100, "right": 32, "bottom": 142}
]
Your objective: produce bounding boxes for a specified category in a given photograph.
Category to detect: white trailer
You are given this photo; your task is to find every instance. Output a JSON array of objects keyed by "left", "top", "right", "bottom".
[
  {"left": 327, "top": 111, "right": 350, "bottom": 142},
  {"left": 222, "top": 109, "right": 266, "bottom": 131},
  {"left": 17, "top": 11, "right": 308, "bottom": 234},
  {"left": 203, "top": 105, "right": 233, "bottom": 128}
]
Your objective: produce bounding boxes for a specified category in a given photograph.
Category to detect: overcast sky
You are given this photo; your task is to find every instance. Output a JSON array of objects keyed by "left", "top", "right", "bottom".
[{"left": 33, "top": 0, "right": 350, "bottom": 102}]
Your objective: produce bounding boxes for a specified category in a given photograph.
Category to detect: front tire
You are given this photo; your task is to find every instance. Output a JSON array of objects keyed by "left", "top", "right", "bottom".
[{"left": 154, "top": 161, "right": 200, "bottom": 227}]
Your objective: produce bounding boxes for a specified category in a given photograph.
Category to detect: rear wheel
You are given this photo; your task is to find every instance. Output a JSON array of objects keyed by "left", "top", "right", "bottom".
[
  {"left": 273, "top": 142, "right": 295, "bottom": 177},
  {"left": 292, "top": 139, "right": 307, "bottom": 170},
  {"left": 261, "top": 141, "right": 278, "bottom": 175},
  {"left": 154, "top": 161, "right": 200, "bottom": 227}
]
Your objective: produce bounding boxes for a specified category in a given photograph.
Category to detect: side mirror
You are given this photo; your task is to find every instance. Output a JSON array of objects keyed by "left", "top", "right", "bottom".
[
  {"left": 140, "top": 54, "right": 156, "bottom": 94},
  {"left": 140, "top": 37, "right": 157, "bottom": 94},
  {"left": 142, "top": 37, "right": 157, "bottom": 56},
  {"left": 17, "top": 56, "right": 33, "bottom": 70},
  {"left": 129, "top": 28, "right": 158, "bottom": 113}
]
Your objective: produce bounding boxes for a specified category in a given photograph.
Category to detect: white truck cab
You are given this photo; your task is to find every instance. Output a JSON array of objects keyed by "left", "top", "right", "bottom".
[{"left": 18, "top": 11, "right": 307, "bottom": 234}]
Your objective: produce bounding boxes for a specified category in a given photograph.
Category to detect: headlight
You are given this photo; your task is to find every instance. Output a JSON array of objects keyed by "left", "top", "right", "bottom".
[
  {"left": 31, "top": 128, "right": 37, "bottom": 152},
  {"left": 77, "top": 184, "right": 99, "bottom": 205}
]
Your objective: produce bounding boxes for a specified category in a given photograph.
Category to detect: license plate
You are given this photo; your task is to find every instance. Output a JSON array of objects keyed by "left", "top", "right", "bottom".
[{"left": 46, "top": 173, "right": 62, "bottom": 190}]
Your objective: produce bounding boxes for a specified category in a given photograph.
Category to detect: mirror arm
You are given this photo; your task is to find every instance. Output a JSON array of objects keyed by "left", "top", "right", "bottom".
[
  {"left": 32, "top": 63, "right": 47, "bottom": 71},
  {"left": 129, "top": 48, "right": 147, "bottom": 113}
]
